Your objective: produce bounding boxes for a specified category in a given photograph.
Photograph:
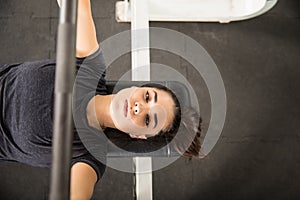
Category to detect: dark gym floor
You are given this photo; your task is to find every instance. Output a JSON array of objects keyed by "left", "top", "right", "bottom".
[{"left": 0, "top": 0, "right": 300, "bottom": 200}]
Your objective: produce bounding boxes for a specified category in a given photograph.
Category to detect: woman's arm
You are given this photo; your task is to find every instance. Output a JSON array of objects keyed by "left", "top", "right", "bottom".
[
  {"left": 56, "top": 1, "right": 99, "bottom": 198},
  {"left": 70, "top": 162, "right": 98, "bottom": 200},
  {"left": 57, "top": 0, "right": 99, "bottom": 57}
]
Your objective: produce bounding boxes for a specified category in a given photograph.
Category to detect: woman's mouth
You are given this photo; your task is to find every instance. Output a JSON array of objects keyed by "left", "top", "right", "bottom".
[{"left": 124, "top": 99, "right": 128, "bottom": 117}]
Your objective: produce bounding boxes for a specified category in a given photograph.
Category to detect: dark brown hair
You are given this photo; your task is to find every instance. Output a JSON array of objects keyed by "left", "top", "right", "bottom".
[
  {"left": 141, "top": 83, "right": 203, "bottom": 159},
  {"left": 171, "top": 107, "right": 203, "bottom": 159}
]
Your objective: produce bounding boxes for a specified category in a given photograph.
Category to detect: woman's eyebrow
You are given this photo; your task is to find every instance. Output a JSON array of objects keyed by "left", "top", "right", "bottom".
[
  {"left": 154, "top": 91, "right": 157, "bottom": 103},
  {"left": 153, "top": 113, "right": 158, "bottom": 129}
]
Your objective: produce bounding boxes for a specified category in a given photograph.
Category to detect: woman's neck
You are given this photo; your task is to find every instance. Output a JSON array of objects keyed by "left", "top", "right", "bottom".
[{"left": 86, "top": 94, "right": 116, "bottom": 130}]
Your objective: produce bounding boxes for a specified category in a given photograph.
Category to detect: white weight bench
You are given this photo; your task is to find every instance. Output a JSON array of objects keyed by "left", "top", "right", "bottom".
[
  {"left": 116, "top": 0, "right": 278, "bottom": 23},
  {"left": 114, "top": 1, "right": 278, "bottom": 200}
]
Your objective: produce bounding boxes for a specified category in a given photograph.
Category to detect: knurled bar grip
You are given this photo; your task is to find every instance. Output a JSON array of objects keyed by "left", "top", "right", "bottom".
[{"left": 49, "top": 0, "right": 78, "bottom": 200}]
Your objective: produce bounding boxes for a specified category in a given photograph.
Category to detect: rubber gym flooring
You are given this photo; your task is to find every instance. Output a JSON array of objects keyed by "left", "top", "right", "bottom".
[{"left": 0, "top": 0, "right": 299, "bottom": 199}]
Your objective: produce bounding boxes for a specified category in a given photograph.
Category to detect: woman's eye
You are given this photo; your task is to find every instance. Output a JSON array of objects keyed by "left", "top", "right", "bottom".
[
  {"left": 145, "top": 91, "right": 150, "bottom": 102},
  {"left": 145, "top": 114, "right": 150, "bottom": 127}
]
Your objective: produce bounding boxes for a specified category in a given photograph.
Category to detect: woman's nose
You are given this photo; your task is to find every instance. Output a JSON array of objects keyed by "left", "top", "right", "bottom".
[
  {"left": 134, "top": 102, "right": 140, "bottom": 114},
  {"left": 133, "top": 102, "right": 147, "bottom": 115}
]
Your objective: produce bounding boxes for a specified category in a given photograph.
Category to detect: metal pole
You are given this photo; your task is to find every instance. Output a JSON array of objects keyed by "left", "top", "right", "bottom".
[{"left": 49, "top": 0, "right": 78, "bottom": 200}]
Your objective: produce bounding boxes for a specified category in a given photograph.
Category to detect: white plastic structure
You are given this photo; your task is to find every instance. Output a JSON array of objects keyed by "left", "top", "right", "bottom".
[
  {"left": 116, "top": 0, "right": 278, "bottom": 23},
  {"left": 130, "top": 0, "right": 153, "bottom": 200},
  {"left": 134, "top": 157, "right": 153, "bottom": 200},
  {"left": 131, "top": 0, "right": 150, "bottom": 80}
]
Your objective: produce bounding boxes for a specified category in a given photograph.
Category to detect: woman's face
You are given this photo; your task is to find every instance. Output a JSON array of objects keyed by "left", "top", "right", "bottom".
[{"left": 110, "top": 86, "right": 175, "bottom": 138}]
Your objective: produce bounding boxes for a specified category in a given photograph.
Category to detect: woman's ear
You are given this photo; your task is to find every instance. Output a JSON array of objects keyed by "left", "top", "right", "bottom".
[{"left": 129, "top": 133, "right": 147, "bottom": 140}]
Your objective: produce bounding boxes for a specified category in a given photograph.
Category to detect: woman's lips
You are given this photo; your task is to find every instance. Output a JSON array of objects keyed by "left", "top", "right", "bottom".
[{"left": 124, "top": 99, "right": 128, "bottom": 117}]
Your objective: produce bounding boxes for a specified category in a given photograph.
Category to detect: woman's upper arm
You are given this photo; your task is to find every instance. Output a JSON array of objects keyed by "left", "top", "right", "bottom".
[
  {"left": 57, "top": 0, "right": 99, "bottom": 58},
  {"left": 71, "top": 162, "right": 98, "bottom": 200},
  {"left": 76, "top": 0, "right": 99, "bottom": 58}
]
